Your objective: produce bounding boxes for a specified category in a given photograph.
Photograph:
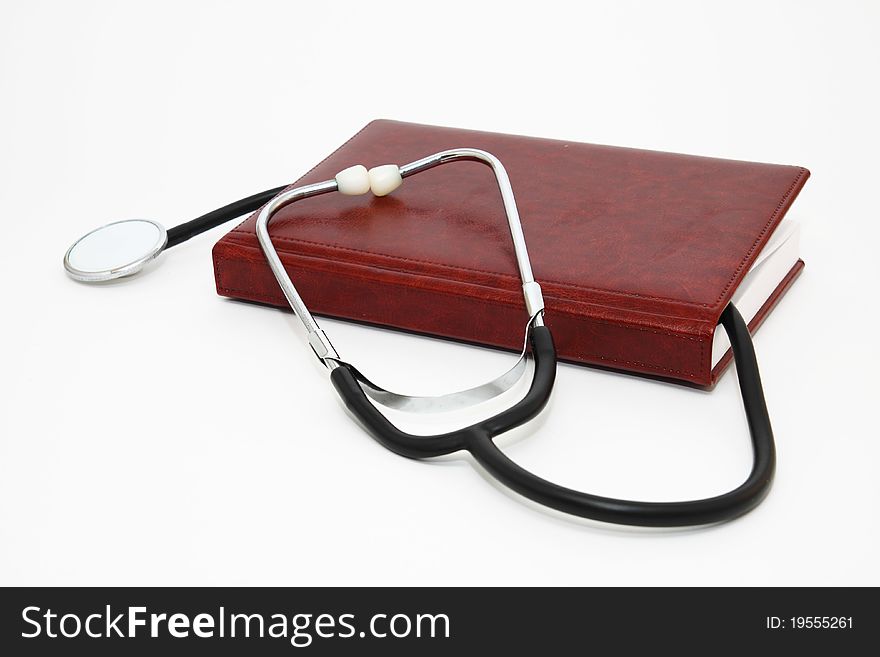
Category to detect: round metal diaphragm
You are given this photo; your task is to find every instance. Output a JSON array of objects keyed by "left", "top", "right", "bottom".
[{"left": 64, "top": 219, "right": 167, "bottom": 282}]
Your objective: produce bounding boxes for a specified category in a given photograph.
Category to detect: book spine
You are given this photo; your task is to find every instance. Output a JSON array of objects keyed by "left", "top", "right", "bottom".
[{"left": 213, "top": 239, "right": 716, "bottom": 386}]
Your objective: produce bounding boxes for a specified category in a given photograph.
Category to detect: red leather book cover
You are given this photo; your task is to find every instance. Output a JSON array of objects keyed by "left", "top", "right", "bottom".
[{"left": 212, "top": 120, "right": 809, "bottom": 386}]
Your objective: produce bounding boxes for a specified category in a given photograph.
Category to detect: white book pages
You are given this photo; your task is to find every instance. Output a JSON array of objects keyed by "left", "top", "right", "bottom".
[{"left": 711, "top": 220, "right": 800, "bottom": 367}]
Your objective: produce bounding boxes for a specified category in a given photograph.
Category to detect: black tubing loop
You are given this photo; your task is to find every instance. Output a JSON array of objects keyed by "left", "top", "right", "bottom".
[
  {"left": 166, "top": 185, "right": 776, "bottom": 526},
  {"left": 466, "top": 303, "right": 776, "bottom": 527},
  {"left": 330, "top": 325, "right": 557, "bottom": 459}
]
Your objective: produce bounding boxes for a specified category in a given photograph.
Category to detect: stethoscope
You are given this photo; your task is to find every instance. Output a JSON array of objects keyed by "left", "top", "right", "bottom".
[{"left": 64, "top": 148, "right": 775, "bottom": 527}]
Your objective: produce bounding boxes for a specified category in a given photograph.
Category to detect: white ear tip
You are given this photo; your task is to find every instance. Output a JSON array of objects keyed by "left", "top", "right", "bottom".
[
  {"left": 336, "top": 164, "right": 370, "bottom": 195},
  {"left": 369, "top": 164, "right": 403, "bottom": 197}
]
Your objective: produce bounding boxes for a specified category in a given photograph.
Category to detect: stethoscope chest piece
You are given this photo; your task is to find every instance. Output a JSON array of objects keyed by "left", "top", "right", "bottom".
[{"left": 64, "top": 218, "right": 167, "bottom": 282}]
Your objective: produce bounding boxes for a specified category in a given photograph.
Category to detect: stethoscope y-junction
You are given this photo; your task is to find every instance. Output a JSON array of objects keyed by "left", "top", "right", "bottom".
[{"left": 64, "top": 149, "right": 776, "bottom": 527}]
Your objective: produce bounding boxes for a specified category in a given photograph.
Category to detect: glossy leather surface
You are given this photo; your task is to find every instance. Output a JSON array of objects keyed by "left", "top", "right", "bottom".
[{"left": 213, "top": 120, "right": 809, "bottom": 385}]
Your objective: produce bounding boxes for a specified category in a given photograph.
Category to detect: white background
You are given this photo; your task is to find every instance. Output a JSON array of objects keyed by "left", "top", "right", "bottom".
[{"left": 1, "top": 0, "right": 877, "bottom": 586}]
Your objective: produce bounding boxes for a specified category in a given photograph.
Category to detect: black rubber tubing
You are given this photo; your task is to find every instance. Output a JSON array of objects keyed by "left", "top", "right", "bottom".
[
  {"left": 165, "top": 185, "right": 287, "bottom": 249},
  {"left": 332, "top": 303, "right": 776, "bottom": 527},
  {"left": 331, "top": 325, "right": 558, "bottom": 459}
]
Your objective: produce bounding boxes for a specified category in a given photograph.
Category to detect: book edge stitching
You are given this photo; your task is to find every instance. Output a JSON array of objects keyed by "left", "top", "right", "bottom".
[{"left": 214, "top": 249, "right": 708, "bottom": 382}]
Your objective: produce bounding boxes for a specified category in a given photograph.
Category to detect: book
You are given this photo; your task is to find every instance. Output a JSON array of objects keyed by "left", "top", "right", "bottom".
[{"left": 212, "top": 120, "right": 808, "bottom": 386}]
